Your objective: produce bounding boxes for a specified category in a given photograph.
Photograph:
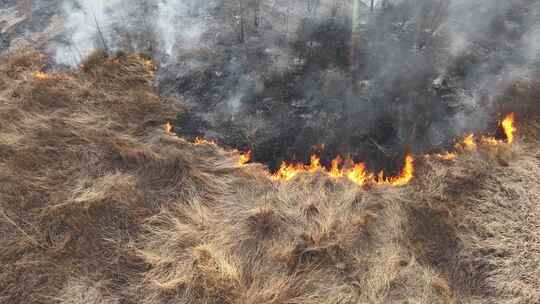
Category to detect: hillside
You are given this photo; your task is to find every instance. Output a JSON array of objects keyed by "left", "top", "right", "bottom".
[{"left": 0, "top": 51, "right": 539, "bottom": 304}]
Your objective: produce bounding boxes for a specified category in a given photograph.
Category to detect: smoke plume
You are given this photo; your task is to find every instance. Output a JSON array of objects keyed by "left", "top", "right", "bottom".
[{"left": 54, "top": 0, "right": 540, "bottom": 171}]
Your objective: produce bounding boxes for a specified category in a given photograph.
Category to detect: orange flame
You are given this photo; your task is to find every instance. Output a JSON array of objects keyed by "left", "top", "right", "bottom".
[
  {"left": 453, "top": 113, "right": 517, "bottom": 150},
  {"left": 194, "top": 137, "right": 217, "bottom": 146},
  {"left": 239, "top": 150, "right": 252, "bottom": 165},
  {"left": 135, "top": 55, "right": 156, "bottom": 74},
  {"left": 143, "top": 59, "right": 157, "bottom": 76},
  {"left": 272, "top": 161, "right": 308, "bottom": 181},
  {"left": 458, "top": 134, "right": 477, "bottom": 151},
  {"left": 271, "top": 153, "right": 415, "bottom": 187},
  {"left": 32, "top": 71, "right": 51, "bottom": 80},
  {"left": 164, "top": 122, "right": 174, "bottom": 135},
  {"left": 434, "top": 152, "right": 458, "bottom": 160},
  {"left": 308, "top": 155, "right": 322, "bottom": 173},
  {"left": 164, "top": 113, "right": 516, "bottom": 188},
  {"left": 501, "top": 113, "right": 516, "bottom": 144},
  {"left": 345, "top": 163, "right": 370, "bottom": 185},
  {"left": 480, "top": 136, "right": 502, "bottom": 146},
  {"left": 329, "top": 156, "right": 344, "bottom": 178},
  {"left": 387, "top": 154, "right": 415, "bottom": 186},
  {"left": 143, "top": 59, "right": 156, "bottom": 70}
]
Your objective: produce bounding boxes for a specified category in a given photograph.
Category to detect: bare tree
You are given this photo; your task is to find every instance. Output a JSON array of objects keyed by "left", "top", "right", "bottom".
[
  {"left": 350, "top": 0, "right": 361, "bottom": 71},
  {"left": 92, "top": 11, "right": 109, "bottom": 54},
  {"left": 253, "top": 0, "right": 261, "bottom": 28},
  {"left": 236, "top": 0, "right": 247, "bottom": 43}
]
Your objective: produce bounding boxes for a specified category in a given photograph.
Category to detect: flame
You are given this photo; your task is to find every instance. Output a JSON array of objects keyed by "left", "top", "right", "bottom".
[
  {"left": 162, "top": 113, "right": 516, "bottom": 188},
  {"left": 434, "top": 152, "right": 458, "bottom": 160},
  {"left": 457, "top": 133, "right": 477, "bottom": 151},
  {"left": 143, "top": 59, "right": 156, "bottom": 72},
  {"left": 239, "top": 150, "right": 252, "bottom": 165},
  {"left": 272, "top": 162, "right": 303, "bottom": 181},
  {"left": 271, "top": 156, "right": 324, "bottom": 181},
  {"left": 308, "top": 155, "right": 322, "bottom": 172},
  {"left": 452, "top": 113, "right": 516, "bottom": 150},
  {"left": 271, "top": 153, "right": 415, "bottom": 187},
  {"left": 32, "top": 71, "right": 66, "bottom": 80},
  {"left": 268, "top": 111, "right": 513, "bottom": 186},
  {"left": 387, "top": 154, "right": 415, "bottom": 186},
  {"left": 501, "top": 113, "right": 516, "bottom": 144},
  {"left": 345, "top": 163, "right": 370, "bottom": 185},
  {"left": 329, "top": 156, "right": 344, "bottom": 178},
  {"left": 194, "top": 137, "right": 217, "bottom": 146},
  {"left": 164, "top": 122, "right": 174, "bottom": 135},
  {"left": 480, "top": 136, "right": 502, "bottom": 146},
  {"left": 32, "top": 71, "right": 51, "bottom": 80},
  {"left": 136, "top": 55, "right": 157, "bottom": 75}
]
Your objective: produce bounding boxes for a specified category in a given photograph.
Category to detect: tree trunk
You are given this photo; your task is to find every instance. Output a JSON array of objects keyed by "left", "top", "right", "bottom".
[
  {"left": 240, "top": 16, "right": 245, "bottom": 43},
  {"left": 254, "top": 0, "right": 260, "bottom": 28},
  {"left": 238, "top": 0, "right": 246, "bottom": 43},
  {"left": 350, "top": 0, "right": 360, "bottom": 71}
]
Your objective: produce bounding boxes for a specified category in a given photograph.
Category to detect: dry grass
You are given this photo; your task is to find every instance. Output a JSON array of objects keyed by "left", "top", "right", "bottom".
[{"left": 1, "top": 51, "right": 540, "bottom": 304}]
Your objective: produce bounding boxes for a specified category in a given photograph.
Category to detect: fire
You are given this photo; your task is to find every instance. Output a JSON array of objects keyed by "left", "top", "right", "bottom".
[
  {"left": 269, "top": 113, "right": 516, "bottom": 186},
  {"left": 501, "top": 113, "right": 516, "bottom": 144},
  {"left": 453, "top": 113, "right": 517, "bottom": 150},
  {"left": 270, "top": 155, "right": 326, "bottom": 180},
  {"left": 160, "top": 113, "right": 516, "bottom": 188},
  {"left": 272, "top": 161, "right": 309, "bottom": 181},
  {"left": 32, "top": 71, "right": 51, "bottom": 80},
  {"left": 164, "top": 122, "right": 174, "bottom": 135},
  {"left": 329, "top": 156, "right": 344, "bottom": 178},
  {"left": 345, "top": 163, "right": 370, "bottom": 185},
  {"left": 387, "top": 154, "right": 415, "bottom": 186},
  {"left": 308, "top": 155, "right": 322, "bottom": 172},
  {"left": 271, "top": 153, "right": 415, "bottom": 187},
  {"left": 480, "top": 136, "right": 502, "bottom": 146},
  {"left": 434, "top": 152, "right": 458, "bottom": 160},
  {"left": 457, "top": 134, "right": 477, "bottom": 151},
  {"left": 143, "top": 59, "right": 156, "bottom": 71},
  {"left": 135, "top": 55, "right": 157, "bottom": 75},
  {"left": 32, "top": 71, "right": 67, "bottom": 81},
  {"left": 194, "top": 137, "right": 217, "bottom": 146},
  {"left": 271, "top": 156, "right": 322, "bottom": 181},
  {"left": 239, "top": 150, "right": 252, "bottom": 165}
]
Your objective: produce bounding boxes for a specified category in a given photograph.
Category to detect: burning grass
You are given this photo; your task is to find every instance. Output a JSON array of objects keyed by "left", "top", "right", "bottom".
[
  {"left": 165, "top": 113, "right": 516, "bottom": 189},
  {"left": 1, "top": 51, "right": 540, "bottom": 304}
]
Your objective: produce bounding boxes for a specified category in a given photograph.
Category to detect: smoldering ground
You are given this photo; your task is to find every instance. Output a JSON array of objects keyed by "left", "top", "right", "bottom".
[{"left": 53, "top": 0, "right": 540, "bottom": 172}]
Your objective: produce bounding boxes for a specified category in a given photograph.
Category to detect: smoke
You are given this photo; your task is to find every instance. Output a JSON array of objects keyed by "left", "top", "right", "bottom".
[
  {"left": 155, "top": 1, "right": 208, "bottom": 55},
  {"left": 52, "top": 0, "right": 540, "bottom": 170},
  {"left": 55, "top": 0, "right": 207, "bottom": 65},
  {"left": 442, "top": 0, "right": 540, "bottom": 133},
  {"left": 521, "top": 2, "right": 540, "bottom": 64},
  {"left": 55, "top": 0, "right": 121, "bottom": 65}
]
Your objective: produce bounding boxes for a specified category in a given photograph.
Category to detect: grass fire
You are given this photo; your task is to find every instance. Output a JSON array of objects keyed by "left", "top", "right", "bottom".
[
  {"left": 2, "top": 51, "right": 539, "bottom": 304},
  {"left": 165, "top": 113, "right": 516, "bottom": 189},
  {"left": 2, "top": 1, "right": 540, "bottom": 303}
]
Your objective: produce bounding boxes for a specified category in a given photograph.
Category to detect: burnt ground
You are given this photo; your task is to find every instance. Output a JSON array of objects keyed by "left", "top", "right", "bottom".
[{"left": 2, "top": 1, "right": 538, "bottom": 174}]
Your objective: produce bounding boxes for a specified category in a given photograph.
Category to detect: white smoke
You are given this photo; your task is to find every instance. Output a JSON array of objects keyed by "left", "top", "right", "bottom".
[
  {"left": 55, "top": 0, "right": 120, "bottom": 65},
  {"left": 47, "top": 0, "right": 540, "bottom": 163},
  {"left": 55, "top": 0, "right": 207, "bottom": 65},
  {"left": 155, "top": 0, "right": 208, "bottom": 55}
]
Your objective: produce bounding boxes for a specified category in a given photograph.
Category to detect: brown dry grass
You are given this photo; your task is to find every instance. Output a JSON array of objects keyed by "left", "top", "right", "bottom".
[{"left": 1, "top": 50, "right": 540, "bottom": 304}]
